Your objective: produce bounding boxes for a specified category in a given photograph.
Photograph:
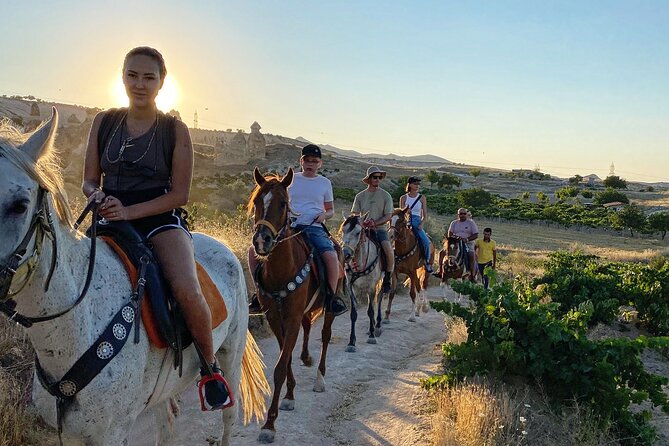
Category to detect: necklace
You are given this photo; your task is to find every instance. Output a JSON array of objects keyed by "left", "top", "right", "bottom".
[{"left": 104, "top": 112, "right": 159, "bottom": 165}]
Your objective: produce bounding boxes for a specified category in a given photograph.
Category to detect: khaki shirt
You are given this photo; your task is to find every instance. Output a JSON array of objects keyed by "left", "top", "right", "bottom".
[{"left": 351, "top": 188, "right": 394, "bottom": 227}]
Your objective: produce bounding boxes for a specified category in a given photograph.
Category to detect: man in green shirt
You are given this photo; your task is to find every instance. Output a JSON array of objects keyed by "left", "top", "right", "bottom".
[{"left": 351, "top": 166, "right": 395, "bottom": 293}]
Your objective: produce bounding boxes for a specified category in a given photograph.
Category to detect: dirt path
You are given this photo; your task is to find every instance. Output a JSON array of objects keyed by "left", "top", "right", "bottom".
[{"left": 130, "top": 287, "right": 447, "bottom": 446}]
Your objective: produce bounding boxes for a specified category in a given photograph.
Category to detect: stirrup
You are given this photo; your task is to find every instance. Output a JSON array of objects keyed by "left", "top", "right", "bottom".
[
  {"left": 381, "top": 272, "right": 392, "bottom": 293},
  {"left": 325, "top": 294, "right": 347, "bottom": 317},
  {"left": 248, "top": 293, "right": 264, "bottom": 315},
  {"left": 198, "top": 366, "right": 234, "bottom": 411}
]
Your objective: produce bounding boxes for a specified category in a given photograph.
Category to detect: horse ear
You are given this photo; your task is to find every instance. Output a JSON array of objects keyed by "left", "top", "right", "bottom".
[
  {"left": 402, "top": 206, "right": 410, "bottom": 214},
  {"left": 280, "top": 167, "right": 294, "bottom": 188},
  {"left": 20, "top": 106, "right": 58, "bottom": 161},
  {"left": 253, "top": 167, "right": 266, "bottom": 186}
]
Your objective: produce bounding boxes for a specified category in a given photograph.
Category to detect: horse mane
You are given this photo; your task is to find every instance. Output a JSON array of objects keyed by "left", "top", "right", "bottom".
[
  {"left": 246, "top": 173, "right": 287, "bottom": 217},
  {"left": 0, "top": 119, "right": 73, "bottom": 227}
]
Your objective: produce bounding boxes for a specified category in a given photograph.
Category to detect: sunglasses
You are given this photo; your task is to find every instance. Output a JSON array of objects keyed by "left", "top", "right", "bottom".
[
  {"left": 458, "top": 213, "right": 467, "bottom": 215},
  {"left": 370, "top": 175, "right": 383, "bottom": 180}
]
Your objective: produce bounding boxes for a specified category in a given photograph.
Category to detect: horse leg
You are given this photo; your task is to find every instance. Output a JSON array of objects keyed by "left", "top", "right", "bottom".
[
  {"left": 300, "top": 315, "right": 313, "bottom": 367},
  {"left": 314, "top": 312, "right": 335, "bottom": 392},
  {"left": 259, "top": 312, "right": 288, "bottom": 443},
  {"left": 279, "top": 355, "right": 296, "bottom": 411},
  {"left": 408, "top": 271, "right": 418, "bottom": 321},
  {"left": 366, "top": 293, "right": 377, "bottom": 344},
  {"left": 346, "top": 286, "right": 358, "bottom": 352},
  {"left": 383, "top": 273, "right": 397, "bottom": 324},
  {"left": 215, "top": 319, "right": 247, "bottom": 446},
  {"left": 375, "top": 288, "right": 384, "bottom": 337}
]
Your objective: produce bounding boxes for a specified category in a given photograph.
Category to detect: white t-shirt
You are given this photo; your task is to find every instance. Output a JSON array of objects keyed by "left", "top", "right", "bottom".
[{"left": 288, "top": 172, "right": 334, "bottom": 226}]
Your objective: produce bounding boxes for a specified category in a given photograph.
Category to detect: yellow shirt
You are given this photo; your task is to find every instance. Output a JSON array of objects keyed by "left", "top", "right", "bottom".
[{"left": 475, "top": 239, "right": 496, "bottom": 264}]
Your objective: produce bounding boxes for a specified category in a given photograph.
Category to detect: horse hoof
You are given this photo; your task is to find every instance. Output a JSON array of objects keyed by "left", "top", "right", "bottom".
[
  {"left": 313, "top": 370, "right": 326, "bottom": 392},
  {"left": 382, "top": 319, "right": 390, "bottom": 325},
  {"left": 415, "top": 311, "right": 420, "bottom": 317},
  {"left": 408, "top": 316, "right": 416, "bottom": 322},
  {"left": 374, "top": 328, "right": 383, "bottom": 337},
  {"left": 258, "top": 429, "right": 276, "bottom": 443},
  {"left": 345, "top": 345, "right": 357, "bottom": 353},
  {"left": 422, "top": 304, "right": 430, "bottom": 313},
  {"left": 302, "top": 356, "right": 313, "bottom": 367},
  {"left": 279, "top": 399, "right": 295, "bottom": 411},
  {"left": 367, "top": 337, "right": 377, "bottom": 344}
]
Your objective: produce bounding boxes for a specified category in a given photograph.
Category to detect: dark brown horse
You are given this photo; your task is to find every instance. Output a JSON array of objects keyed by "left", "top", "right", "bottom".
[
  {"left": 249, "top": 167, "right": 337, "bottom": 444},
  {"left": 387, "top": 207, "right": 433, "bottom": 322},
  {"left": 436, "top": 236, "right": 472, "bottom": 299}
]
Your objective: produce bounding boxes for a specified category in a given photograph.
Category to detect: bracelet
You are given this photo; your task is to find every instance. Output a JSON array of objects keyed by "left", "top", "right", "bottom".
[{"left": 87, "top": 187, "right": 102, "bottom": 198}]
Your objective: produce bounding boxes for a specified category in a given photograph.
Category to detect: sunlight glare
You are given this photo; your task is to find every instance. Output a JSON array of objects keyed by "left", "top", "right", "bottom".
[{"left": 112, "top": 76, "right": 179, "bottom": 112}]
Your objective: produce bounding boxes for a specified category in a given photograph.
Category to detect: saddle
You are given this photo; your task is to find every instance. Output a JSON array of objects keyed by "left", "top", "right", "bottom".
[
  {"left": 299, "top": 233, "right": 345, "bottom": 300},
  {"left": 365, "top": 229, "right": 388, "bottom": 271},
  {"left": 89, "top": 221, "right": 227, "bottom": 371}
]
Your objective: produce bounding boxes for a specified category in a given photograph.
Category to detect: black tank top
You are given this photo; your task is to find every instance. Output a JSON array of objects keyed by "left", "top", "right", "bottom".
[{"left": 98, "top": 108, "right": 177, "bottom": 193}]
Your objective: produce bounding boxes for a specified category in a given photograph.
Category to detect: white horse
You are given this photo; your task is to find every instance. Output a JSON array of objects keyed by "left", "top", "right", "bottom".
[
  {"left": 340, "top": 214, "right": 385, "bottom": 352},
  {"left": 0, "top": 109, "right": 268, "bottom": 446}
]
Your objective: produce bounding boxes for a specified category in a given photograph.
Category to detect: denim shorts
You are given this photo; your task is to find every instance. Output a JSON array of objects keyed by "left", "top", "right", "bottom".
[
  {"left": 374, "top": 228, "right": 390, "bottom": 242},
  {"left": 294, "top": 224, "right": 335, "bottom": 254}
]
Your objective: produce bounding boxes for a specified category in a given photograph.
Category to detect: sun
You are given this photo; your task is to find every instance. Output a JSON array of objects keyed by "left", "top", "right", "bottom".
[{"left": 112, "top": 76, "right": 179, "bottom": 112}]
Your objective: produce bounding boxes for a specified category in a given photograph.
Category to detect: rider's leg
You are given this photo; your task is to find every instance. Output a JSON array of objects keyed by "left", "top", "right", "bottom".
[
  {"left": 247, "top": 247, "right": 262, "bottom": 314},
  {"left": 467, "top": 251, "right": 477, "bottom": 282},
  {"left": 306, "top": 226, "right": 346, "bottom": 315},
  {"left": 322, "top": 250, "right": 347, "bottom": 315},
  {"left": 381, "top": 240, "right": 394, "bottom": 293},
  {"left": 151, "top": 229, "right": 231, "bottom": 408}
]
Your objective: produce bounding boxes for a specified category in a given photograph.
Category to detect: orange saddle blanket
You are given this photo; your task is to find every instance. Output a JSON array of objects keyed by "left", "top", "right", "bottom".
[{"left": 102, "top": 237, "right": 228, "bottom": 349}]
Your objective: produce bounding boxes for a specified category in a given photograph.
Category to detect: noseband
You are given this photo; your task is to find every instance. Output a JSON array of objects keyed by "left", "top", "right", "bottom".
[{"left": 0, "top": 190, "right": 99, "bottom": 328}]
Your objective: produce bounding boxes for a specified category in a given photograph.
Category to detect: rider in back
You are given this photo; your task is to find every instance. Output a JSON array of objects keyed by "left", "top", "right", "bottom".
[
  {"left": 435, "top": 207, "right": 479, "bottom": 282},
  {"left": 248, "top": 144, "right": 347, "bottom": 316},
  {"left": 82, "top": 46, "right": 231, "bottom": 410},
  {"left": 399, "top": 176, "right": 432, "bottom": 273}
]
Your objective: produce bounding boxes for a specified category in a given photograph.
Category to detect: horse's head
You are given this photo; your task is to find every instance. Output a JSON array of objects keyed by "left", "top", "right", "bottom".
[
  {"left": 0, "top": 108, "right": 72, "bottom": 300},
  {"left": 340, "top": 213, "right": 367, "bottom": 261},
  {"left": 248, "top": 167, "right": 294, "bottom": 256},
  {"left": 388, "top": 207, "right": 411, "bottom": 243},
  {"left": 445, "top": 236, "right": 463, "bottom": 267}
]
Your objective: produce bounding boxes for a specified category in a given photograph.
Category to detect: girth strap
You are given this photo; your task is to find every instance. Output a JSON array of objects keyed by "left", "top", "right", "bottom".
[{"left": 394, "top": 241, "right": 418, "bottom": 264}]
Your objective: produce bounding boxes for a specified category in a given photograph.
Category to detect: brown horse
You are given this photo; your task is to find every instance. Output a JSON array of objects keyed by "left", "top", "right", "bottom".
[
  {"left": 387, "top": 207, "right": 433, "bottom": 322},
  {"left": 249, "top": 167, "right": 338, "bottom": 444},
  {"left": 436, "top": 236, "right": 472, "bottom": 299}
]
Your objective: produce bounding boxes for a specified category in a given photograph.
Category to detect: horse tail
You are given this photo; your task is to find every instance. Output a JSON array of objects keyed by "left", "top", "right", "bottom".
[{"left": 239, "top": 330, "right": 270, "bottom": 424}]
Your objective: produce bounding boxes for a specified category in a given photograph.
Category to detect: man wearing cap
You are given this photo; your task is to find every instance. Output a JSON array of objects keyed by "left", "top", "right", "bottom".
[
  {"left": 248, "top": 144, "right": 347, "bottom": 316},
  {"left": 399, "top": 176, "right": 433, "bottom": 273},
  {"left": 435, "top": 207, "right": 478, "bottom": 281},
  {"left": 351, "top": 166, "right": 395, "bottom": 293}
]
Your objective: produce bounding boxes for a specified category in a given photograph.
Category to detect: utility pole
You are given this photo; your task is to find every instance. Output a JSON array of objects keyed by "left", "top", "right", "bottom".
[{"left": 194, "top": 110, "right": 198, "bottom": 129}]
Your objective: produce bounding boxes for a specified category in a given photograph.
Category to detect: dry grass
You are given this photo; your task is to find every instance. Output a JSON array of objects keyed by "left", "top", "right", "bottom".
[{"left": 444, "top": 316, "right": 468, "bottom": 346}]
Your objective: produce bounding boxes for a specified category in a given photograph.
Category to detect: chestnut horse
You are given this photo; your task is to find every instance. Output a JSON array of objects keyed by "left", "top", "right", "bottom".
[
  {"left": 436, "top": 236, "right": 471, "bottom": 299},
  {"left": 387, "top": 207, "right": 433, "bottom": 322},
  {"left": 249, "top": 167, "right": 338, "bottom": 444}
]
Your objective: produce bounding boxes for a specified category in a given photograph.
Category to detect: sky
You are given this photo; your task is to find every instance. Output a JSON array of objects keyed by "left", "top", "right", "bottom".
[{"left": 2, "top": 1, "right": 668, "bottom": 182}]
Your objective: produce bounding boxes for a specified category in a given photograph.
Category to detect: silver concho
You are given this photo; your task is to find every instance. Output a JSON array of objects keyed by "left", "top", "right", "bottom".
[
  {"left": 305, "top": 264, "right": 311, "bottom": 272},
  {"left": 112, "top": 323, "right": 127, "bottom": 340},
  {"left": 287, "top": 282, "right": 296, "bottom": 291},
  {"left": 121, "top": 306, "right": 135, "bottom": 323},
  {"left": 59, "top": 380, "right": 77, "bottom": 397},
  {"left": 296, "top": 276, "right": 303, "bottom": 284},
  {"left": 279, "top": 290, "right": 288, "bottom": 298},
  {"left": 97, "top": 341, "right": 114, "bottom": 360}
]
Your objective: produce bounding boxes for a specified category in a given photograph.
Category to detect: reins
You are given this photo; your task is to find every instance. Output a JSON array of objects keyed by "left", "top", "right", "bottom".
[{"left": 0, "top": 193, "right": 99, "bottom": 328}]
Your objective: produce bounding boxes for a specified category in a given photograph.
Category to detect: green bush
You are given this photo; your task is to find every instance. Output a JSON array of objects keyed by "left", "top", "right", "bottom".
[{"left": 427, "top": 279, "right": 669, "bottom": 445}]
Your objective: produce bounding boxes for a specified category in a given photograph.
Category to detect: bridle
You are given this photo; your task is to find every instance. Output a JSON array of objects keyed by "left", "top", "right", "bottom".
[
  {"left": 253, "top": 189, "right": 305, "bottom": 252},
  {"left": 0, "top": 189, "right": 99, "bottom": 328}
]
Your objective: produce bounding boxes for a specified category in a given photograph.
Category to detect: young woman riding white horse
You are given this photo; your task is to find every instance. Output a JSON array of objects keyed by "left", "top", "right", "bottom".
[{"left": 0, "top": 87, "right": 266, "bottom": 446}]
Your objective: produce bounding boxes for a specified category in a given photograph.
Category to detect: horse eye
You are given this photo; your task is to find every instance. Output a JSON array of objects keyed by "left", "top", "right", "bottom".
[{"left": 7, "top": 199, "right": 29, "bottom": 216}]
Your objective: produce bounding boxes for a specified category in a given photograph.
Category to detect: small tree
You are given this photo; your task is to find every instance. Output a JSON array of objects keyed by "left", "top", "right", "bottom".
[
  {"left": 468, "top": 168, "right": 481, "bottom": 178},
  {"left": 457, "top": 188, "right": 493, "bottom": 209},
  {"left": 425, "top": 170, "right": 440, "bottom": 188},
  {"left": 520, "top": 191, "right": 530, "bottom": 201},
  {"left": 603, "top": 175, "right": 627, "bottom": 189},
  {"left": 611, "top": 204, "right": 646, "bottom": 236},
  {"left": 536, "top": 191, "right": 549, "bottom": 204},
  {"left": 594, "top": 188, "right": 629, "bottom": 205},
  {"left": 438, "top": 172, "right": 461, "bottom": 189},
  {"left": 648, "top": 212, "right": 669, "bottom": 240},
  {"left": 568, "top": 174, "right": 583, "bottom": 186},
  {"left": 555, "top": 186, "right": 579, "bottom": 202},
  {"left": 581, "top": 190, "right": 593, "bottom": 199}
]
